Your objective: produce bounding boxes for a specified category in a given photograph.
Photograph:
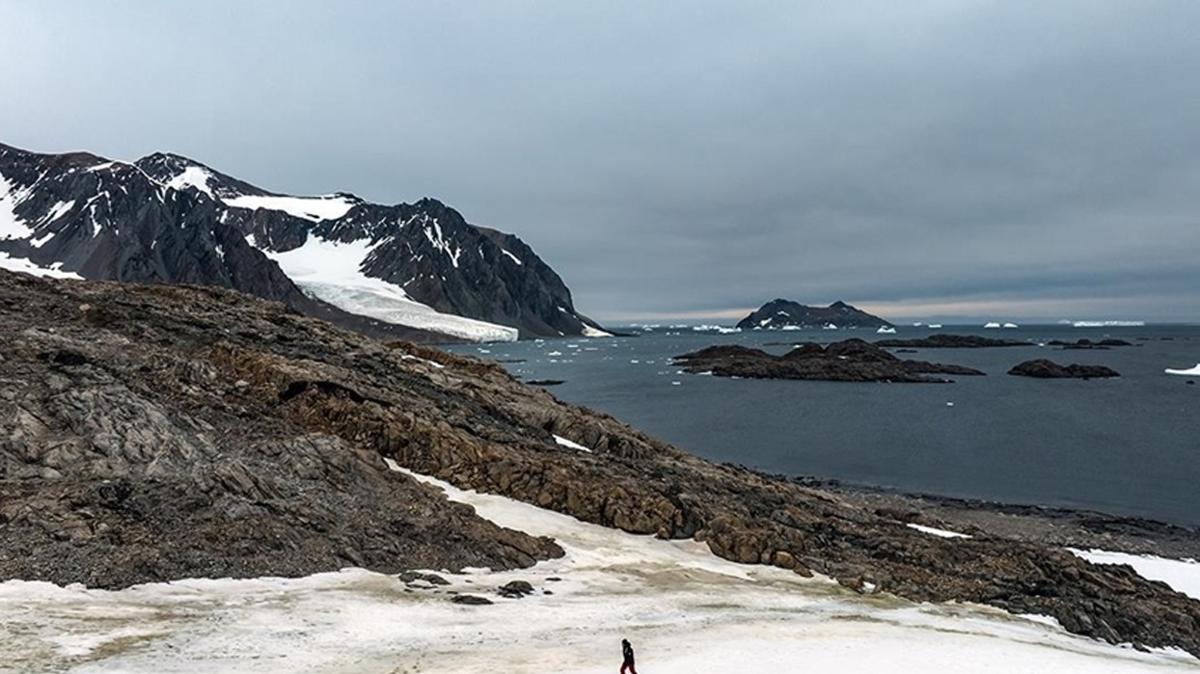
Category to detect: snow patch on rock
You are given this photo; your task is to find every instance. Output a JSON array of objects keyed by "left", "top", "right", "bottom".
[
  {"left": 907, "top": 523, "right": 972, "bottom": 539},
  {"left": 0, "top": 252, "right": 82, "bottom": 279},
  {"left": 0, "top": 173, "right": 34, "bottom": 240},
  {"left": 225, "top": 194, "right": 357, "bottom": 222},
  {"left": 0, "top": 467, "right": 1190, "bottom": 672},
  {"left": 1069, "top": 548, "right": 1200, "bottom": 600}
]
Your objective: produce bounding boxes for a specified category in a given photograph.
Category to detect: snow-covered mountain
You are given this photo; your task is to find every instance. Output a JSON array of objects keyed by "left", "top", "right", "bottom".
[{"left": 0, "top": 142, "right": 606, "bottom": 341}]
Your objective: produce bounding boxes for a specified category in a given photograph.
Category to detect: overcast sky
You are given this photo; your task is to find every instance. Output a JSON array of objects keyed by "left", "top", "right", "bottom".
[{"left": 3, "top": 1, "right": 1198, "bottom": 322}]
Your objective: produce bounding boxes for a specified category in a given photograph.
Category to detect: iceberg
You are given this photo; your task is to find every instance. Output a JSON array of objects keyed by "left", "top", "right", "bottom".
[
  {"left": 1165, "top": 364, "right": 1200, "bottom": 377},
  {"left": 983, "top": 322, "right": 1002, "bottom": 329},
  {"left": 691, "top": 325, "right": 741, "bottom": 334},
  {"left": 876, "top": 326, "right": 897, "bottom": 334},
  {"left": 1003, "top": 322, "right": 1019, "bottom": 329}
]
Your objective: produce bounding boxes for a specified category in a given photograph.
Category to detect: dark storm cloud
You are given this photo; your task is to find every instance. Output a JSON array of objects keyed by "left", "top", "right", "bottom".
[{"left": 3, "top": 1, "right": 1198, "bottom": 322}]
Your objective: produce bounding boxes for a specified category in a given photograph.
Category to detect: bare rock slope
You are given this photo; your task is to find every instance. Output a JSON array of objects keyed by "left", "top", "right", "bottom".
[{"left": 0, "top": 270, "right": 1196, "bottom": 656}]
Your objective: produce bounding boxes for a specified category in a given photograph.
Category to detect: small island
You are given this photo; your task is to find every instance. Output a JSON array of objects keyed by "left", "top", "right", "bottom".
[
  {"left": 1008, "top": 359, "right": 1120, "bottom": 379},
  {"left": 876, "top": 334, "right": 1032, "bottom": 348},
  {"left": 1046, "top": 339, "right": 1133, "bottom": 350},
  {"left": 675, "top": 339, "right": 984, "bottom": 383},
  {"left": 736, "top": 299, "right": 892, "bottom": 330}
]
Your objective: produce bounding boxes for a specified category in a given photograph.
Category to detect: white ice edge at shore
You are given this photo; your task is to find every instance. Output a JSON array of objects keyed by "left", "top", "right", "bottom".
[{"left": 3, "top": 465, "right": 1198, "bottom": 672}]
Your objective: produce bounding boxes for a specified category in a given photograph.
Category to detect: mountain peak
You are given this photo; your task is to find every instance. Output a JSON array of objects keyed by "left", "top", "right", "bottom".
[{"left": 1, "top": 140, "right": 604, "bottom": 341}]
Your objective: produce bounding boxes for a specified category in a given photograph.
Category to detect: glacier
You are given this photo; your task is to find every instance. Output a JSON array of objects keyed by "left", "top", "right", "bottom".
[{"left": 264, "top": 236, "right": 518, "bottom": 342}]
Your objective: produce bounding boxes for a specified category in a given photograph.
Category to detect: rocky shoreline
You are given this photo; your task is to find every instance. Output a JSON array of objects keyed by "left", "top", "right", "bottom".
[
  {"left": 792, "top": 476, "right": 1200, "bottom": 561},
  {"left": 1, "top": 270, "right": 1197, "bottom": 657}
]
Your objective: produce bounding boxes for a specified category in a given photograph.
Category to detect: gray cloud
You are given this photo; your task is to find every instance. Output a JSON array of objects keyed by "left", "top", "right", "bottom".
[{"left": 2, "top": 1, "right": 1198, "bottom": 322}]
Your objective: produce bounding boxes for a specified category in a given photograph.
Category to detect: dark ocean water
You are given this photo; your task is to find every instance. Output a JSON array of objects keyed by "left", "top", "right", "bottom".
[{"left": 449, "top": 325, "right": 1200, "bottom": 526}]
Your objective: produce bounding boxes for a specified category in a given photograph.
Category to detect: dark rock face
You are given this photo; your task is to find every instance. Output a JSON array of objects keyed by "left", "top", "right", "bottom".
[
  {"left": 877, "top": 334, "right": 1032, "bottom": 348},
  {"left": 0, "top": 142, "right": 603, "bottom": 339},
  {"left": 1, "top": 271, "right": 1198, "bottom": 657},
  {"left": 736, "top": 299, "right": 891, "bottom": 330},
  {"left": 0, "top": 272, "right": 560, "bottom": 589},
  {"left": 675, "top": 340, "right": 984, "bottom": 382},
  {"left": 1008, "top": 359, "right": 1121, "bottom": 379}
]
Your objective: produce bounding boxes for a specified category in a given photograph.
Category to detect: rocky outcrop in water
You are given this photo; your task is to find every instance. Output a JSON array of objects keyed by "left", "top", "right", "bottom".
[
  {"left": 1008, "top": 359, "right": 1120, "bottom": 379},
  {"left": 736, "top": 299, "right": 891, "bottom": 330},
  {"left": 674, "top": 340, "right": 984, "bottom": 382},
  {"left": 0, "top": 270, "right": 1196, "bottom": 656},
  {"left": 876, "top": 334, "right": 1032, "bottom": 348},
  {"left": 1047, "top": 339, "right": 1134, "bottom": 350}
]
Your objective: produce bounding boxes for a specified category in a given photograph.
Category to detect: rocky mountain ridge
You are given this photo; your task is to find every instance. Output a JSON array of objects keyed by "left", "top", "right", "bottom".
[{"left": 0, "top": 142, "right": 604, "bottom": 341}]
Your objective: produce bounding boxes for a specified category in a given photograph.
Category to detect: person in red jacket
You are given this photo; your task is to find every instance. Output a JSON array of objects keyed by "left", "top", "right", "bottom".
[{"left": 620, "top": 638, "right": 638, "bottom": 674}]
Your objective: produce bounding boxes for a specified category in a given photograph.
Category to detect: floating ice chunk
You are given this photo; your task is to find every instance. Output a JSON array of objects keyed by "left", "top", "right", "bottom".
[
  {"left": 983, "top": 322, "right": 1002, "bottom": 329},
  {"left": 1164, "top": 364, "right": 1200, "bottom": 376},
  {"left": 876, "top": 326, "right": 897, "bottom": 334},
  {"left": 1072, "top": 320, "right": 1145, "bottom": 328},
  {"left": 1003, "top": 323, "right": 1019, "bottom": 329}
]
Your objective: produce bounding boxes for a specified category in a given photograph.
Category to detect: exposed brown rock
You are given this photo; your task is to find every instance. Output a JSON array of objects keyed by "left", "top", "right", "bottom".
[{"left": 0, "top": 270, "right": 1196, "bottom": 657}]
